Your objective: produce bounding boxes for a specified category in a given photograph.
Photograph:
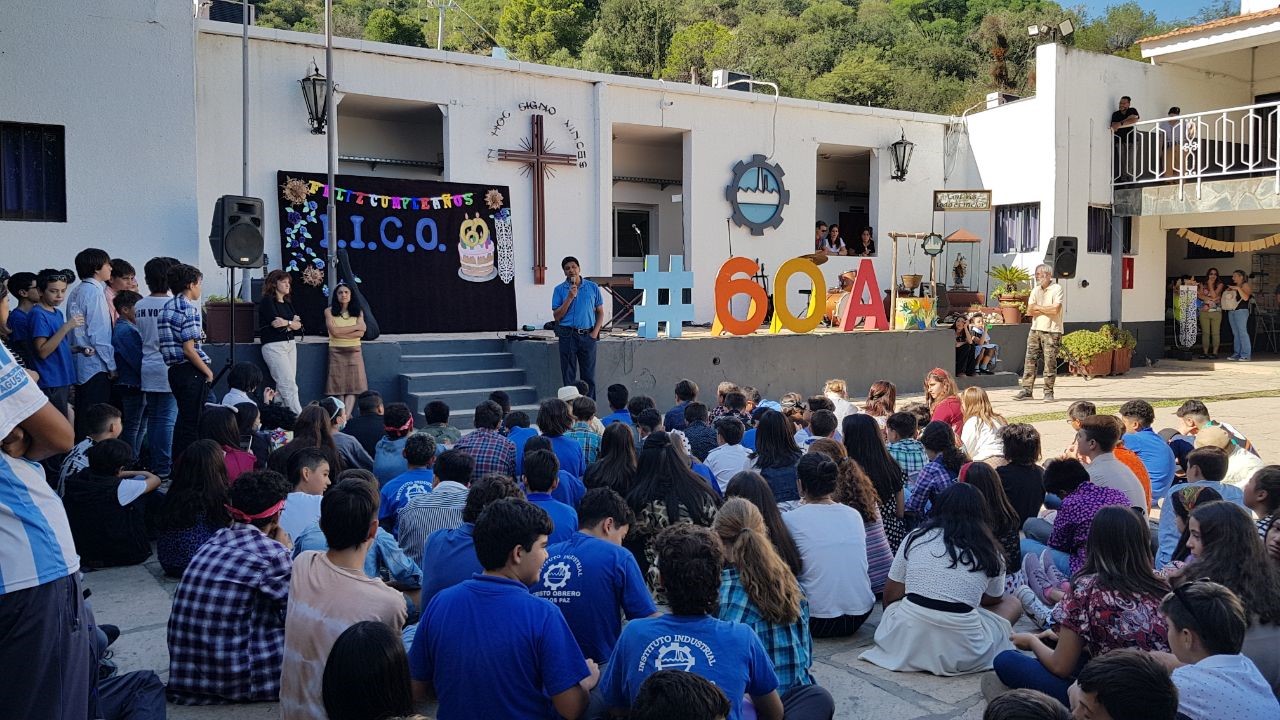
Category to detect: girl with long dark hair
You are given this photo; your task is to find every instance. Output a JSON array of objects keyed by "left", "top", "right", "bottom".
[
  {"left": 842, "top": 413, "right": 907, "bottom": 552},
  {"left": 861, "top": 483, "right": 1020, "bottom": 676},
  {"left": 316, "top": 396, "right": 374, "bottom": 472},
  {"left": 156, "top": 439, "right": 231, "bottom": 577},
  {"left": 198, "top": 404, "right": 259, "bottom": 482},
  {"left": 258, "top": 269, "right": 302, "bottom": 413},
  {"left": 961, "top": 461, "right": 1021, "bottom": 573},
  {"left": 724, "top": 470, "right": 804, "bottom": 578},
  {"left": 1165, "top": 485, "right": 1222, "bottom": 571},
  {"left": 993, "top": 506, "right": 1171, "bottom": 704},
  {"left": 584, "top": 422, "right": 638, "bottom": 495},
  {"left": 807, "top": 439, "right": 893, "bottom": 594},
  {"left": 905, "top": 421, "right": 969, "bottom": 520},
  {"left": 714, "top": 498, "right": 816, "bottom": 691},
  {"left": 324, "top": 283, "right": 367, "bottom": 411},
  {"left": 268, "top": 404, "right": 345, "bottom": 479},
  {"left": 625, "top": 432, "right": 721, "bottom": 594},
  {"left": 749, "top": 409, "right": 803, "bottom": 507},
  {"left": 322, "top": 621, "right": 414, "bottom": 720}
]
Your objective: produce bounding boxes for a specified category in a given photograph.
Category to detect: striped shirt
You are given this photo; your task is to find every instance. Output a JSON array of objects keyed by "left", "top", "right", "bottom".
[
  {"left": 0, "top": 340, "right": 79, "bottom": 595},
  {"left": 397, "top": 481, "right": 469, "bottom": 567},
  {"left": 158, "top": 294, "right": 210, "bottom": 366}
]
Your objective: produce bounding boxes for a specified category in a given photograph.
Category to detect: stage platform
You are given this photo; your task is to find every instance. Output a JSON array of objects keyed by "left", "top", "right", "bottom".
[{"left": 207, "top": 324, "right": 1040, "bottom": 427}]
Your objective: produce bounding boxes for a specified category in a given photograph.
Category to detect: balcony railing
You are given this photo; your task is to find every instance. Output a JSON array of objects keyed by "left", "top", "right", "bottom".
[{"left": 1112, "top": 100, "right": 1280, "bottom": 198}]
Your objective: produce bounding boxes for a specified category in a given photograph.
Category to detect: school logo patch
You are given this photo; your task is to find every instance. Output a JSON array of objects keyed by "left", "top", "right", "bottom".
[{"left": 542, "top": 561, "right": 572, "bottom": 592}]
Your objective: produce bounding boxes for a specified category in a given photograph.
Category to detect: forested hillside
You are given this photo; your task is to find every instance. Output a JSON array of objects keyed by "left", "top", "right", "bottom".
[{"left": 252, "top": 0, "right": 1238, "bottom": 113}]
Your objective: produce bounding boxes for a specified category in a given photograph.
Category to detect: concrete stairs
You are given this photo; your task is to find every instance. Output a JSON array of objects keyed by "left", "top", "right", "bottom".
[{"left": 396, "top": 339, "right": 540, "bottom": 429}]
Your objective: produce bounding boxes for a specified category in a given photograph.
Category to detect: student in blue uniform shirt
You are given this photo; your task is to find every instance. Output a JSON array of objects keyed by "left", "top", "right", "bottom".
[
  {"left": 523, "top": 450, "right": 578, "bottom": 544},
  {"left": 601, "top": 384, "right": 634, "bottom": 427},
  {"left": 410, "top": 498, "right": 599, "bottom": 720},
  {"left": 532, "top": 488, "right": 657, "bottom": 663},
  {"left": 505, "top": 411, "right": 538, "bottom": 477},
  {"left": 30, "top": 269, "right": 82, "bottom": 416},
  {"left": 525, "top": 435, "right": 586, "bottom": 508},
  {"left": 537, "top": 398, "right": 586, "bottom": 479},
  {"left": 419, "top": 475, "right": 524, "bottom": 606},
  {"left": 378, "top": 432, "right": 436, "bottom": 532}
]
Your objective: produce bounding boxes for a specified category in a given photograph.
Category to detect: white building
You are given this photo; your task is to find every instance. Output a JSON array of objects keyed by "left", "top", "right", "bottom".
[{"left": 3, "top": 0, "right": 1278, "bottom": 351}]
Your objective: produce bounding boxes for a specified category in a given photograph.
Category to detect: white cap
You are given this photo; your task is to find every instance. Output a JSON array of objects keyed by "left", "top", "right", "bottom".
[{"left": 557, "top": 386, "right": 581, "bottom": 402}]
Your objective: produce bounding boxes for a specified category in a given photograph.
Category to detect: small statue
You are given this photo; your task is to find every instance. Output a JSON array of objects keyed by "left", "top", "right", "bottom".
[{"left": 952, "top": 254, "right": 968, "bottom": 288}]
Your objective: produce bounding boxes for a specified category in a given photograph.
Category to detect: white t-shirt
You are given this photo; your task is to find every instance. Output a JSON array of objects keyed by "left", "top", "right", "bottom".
[
  {"left": 961, "top": 417, "right": 1005, "bottom": 461},
  {"left": 280, "top": 492, "right": 324, "bottom": 541},
  {"left": 222, "top": 388, "right": 253, "bottom": 408},
  {"left": 890, "top": 529, "right": 1005, "bottom": 607},
  {"left": 781, "top": 503, "right": 875, "bottom": 618},
  {"left": 704, "top": 443, "right": 752, "bottom": 492},
  {"left": 134, "top": 295, "right": 173, "bottom": 393}
]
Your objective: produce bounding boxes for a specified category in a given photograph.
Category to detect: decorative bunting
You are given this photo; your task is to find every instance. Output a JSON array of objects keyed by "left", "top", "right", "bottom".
[
  {"left": 1178, "top": 227, "right": 1280, "bottom": 252},
  {"left": 306, "top": 180, "right": 475, "bottom": 213}
]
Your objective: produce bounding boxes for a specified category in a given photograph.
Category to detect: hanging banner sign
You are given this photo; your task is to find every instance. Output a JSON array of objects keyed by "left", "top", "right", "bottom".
[{"left": 933, "top": 190, "right": 993, "bottom": 212}]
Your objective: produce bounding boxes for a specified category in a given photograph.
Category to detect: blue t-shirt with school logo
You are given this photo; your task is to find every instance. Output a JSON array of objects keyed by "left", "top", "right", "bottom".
[
  {"left": 379, "top": 467, "right": 434, "bottom": 527},
  {"left": 532, "top": 532, "right": 656, "bottom": 663},
  {"left": 410, "top": 574, "right": 589, "bottom": 720},
  {"left": 29, "top": 306, "right": 75, "bottom": 388},
  {"left": 601, "top": 614, "right": 779, "bottom": 720}
]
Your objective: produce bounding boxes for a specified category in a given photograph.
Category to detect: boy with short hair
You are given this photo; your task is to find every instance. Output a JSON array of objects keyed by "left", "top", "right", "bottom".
[
  {"left": 601, "top": 523, "right": 833, "bottom": 720},
  {"left": 58, "top": 403, "right": 122, "bottom": 495},
  {"left": 567, "top": 396, "right": 601, "bottom": 463},
  {"left": 158, "top": 263, "right": 213, "bottom": 462},
  {"left": 112, "top": 290, "right": 145, "bottom": 460},
  {"left": 710, "top": 381, "right": 740, "bottom": 421},
  {"left": 804, "top": 409, "right": 838, "bottom": 447},
  {"left": 1155, "top": 445, "right": 1245, "bottom": 568},
  {"left": 886, "top": 411, "right": 927, "bottom": 487},
  {"left": 532, "top": 488, "right": 657, "bottom": 663},
  {"left": 524, "top": 448, "right": 578, "bottom": 543},
  {"left": 1160, "top": 580, "right": 1279, "bottom": 718},
  {"left": 525, "top": 434, "right": 586, "bottom": 507},
  {"left": 279, "top": 448, "right": 331, "bottom": 541},
  {"left": 410, "top": 498, "right": 599, "bottom": 719},
  {"left": 705, "top": 417, "right": 751, "bottom": 492},
  {"left": 67, "top": 248, "right": 117, "bottom": 438},
  {"left": 900, "top": 401, "right": 932, "bottom": 433},
  {"left": 396, "top": 449, "right": 475, "bottom": 567},
  {"left": 421, "top": 400, "right": 462, "bottom": 447},
  {"left": 683, "top": 401, "right": 718, "bottom": 461},
  {"left": 380, "top": 432, "right": 437, "bottom": 531},
  {"left": 134, "top": 256, "right": 179, "bottom": 478},
  {"left": 1118, "top": 399, "right": 1176, "bottom": 501},
  {"left": 633, "top": 671, "right": 730, "bottom": 720},
  {"left": 506, "top": 410, "right": 538, "bottom": 477},
  {"left": 5, "top": 271, "right": 41, "bottom": 370},
  {"left": 221, "top": 361, "right": 263, "bottom": 409},
  {"left": 664, "top": 379, "right": 698, "bottom": 432},
  {"left": 63, "top": 438, "right": 162, "bottom": 567},
  {"left": 167, "top": 470, "right": 294, "bottom": 704},
  {"left": 106, "top": 258, "right": 138, "bottom": 324},
  {"left": 636, "top": 408, "right": 663, "bottom": 442},
  {"left": 30, "top": 268, "right": 82, "bottom": 417},
  {"left": 281, "top": 477, "right": 407, "bottom": 720},
  {"left": 1069, "top": 649, "right": 1177, "bottom": 720},
  {"left": 601, "top": 383, "right": 632, "bottom": 426},
  {"left": 627, "top": 395, "right": 656, "bottom": 426},
  {"left": 420, "top": 474, "right": 524, "bottom": 604},
  {"left": 343, "top": 390, "right": 385, "bottom": 456}
]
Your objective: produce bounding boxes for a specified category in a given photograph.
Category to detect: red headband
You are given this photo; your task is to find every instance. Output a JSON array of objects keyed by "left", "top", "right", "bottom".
[
  {"left": 226, "top": 498, "right": 286, "bottom": 523},
  {"left": 958, "top": 462, "right": 974, "bottom": 483},
  {"left": 385, "top": 416, "right": 414, "bottom": 433}
]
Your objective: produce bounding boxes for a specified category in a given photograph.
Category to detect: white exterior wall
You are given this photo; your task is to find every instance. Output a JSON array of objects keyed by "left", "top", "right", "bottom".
[{"left": 0, "top": 1, "right": 198, "bottom": 272}]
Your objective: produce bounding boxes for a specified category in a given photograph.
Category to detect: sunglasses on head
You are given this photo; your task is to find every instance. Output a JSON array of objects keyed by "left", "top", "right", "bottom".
[{"left": 1169, "top": 577, "right": 1213, "bottom": 629}]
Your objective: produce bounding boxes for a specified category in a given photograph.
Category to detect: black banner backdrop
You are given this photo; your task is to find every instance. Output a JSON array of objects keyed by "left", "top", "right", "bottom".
[{"left": 276, "top": 171, "right": 516, "bottom": 334}]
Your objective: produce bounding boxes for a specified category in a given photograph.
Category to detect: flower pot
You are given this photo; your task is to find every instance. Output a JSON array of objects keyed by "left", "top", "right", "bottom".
[
  {"left": 997, "top": 305, "right": 1023, "bottom": 325},
  {"left": 204, "top": 302, "right": 257, "bottom": 344},
  {"left": 1071, "top": 352, "right": 1113, "bottom": 380},
  {"left": 1111, "top": 347, "right": 1133, "bottom": 375}
]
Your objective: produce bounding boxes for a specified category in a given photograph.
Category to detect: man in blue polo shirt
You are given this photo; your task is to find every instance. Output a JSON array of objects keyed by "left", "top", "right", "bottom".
[
  {"left": 1118, "top": 400, "right": 1177, "bottom": 503},
  {"left": 532, "top": 488, "right": 657, "bottom": 663},
  {"left": 551, "top": 256, "right": 604, "bottom": 400},
  {"left": 419, "top": 475, "right": 523, "bottom": 606},
  {"left": 410, "top": 498, "right": 599, "bottom": 720},
  {"left": 523, "top": 449, "right": 578, "bottom": 543}
]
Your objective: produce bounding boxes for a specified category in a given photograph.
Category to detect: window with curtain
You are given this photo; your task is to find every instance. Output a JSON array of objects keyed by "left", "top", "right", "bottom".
[
  {"left": 1086, "top": 206, "right": 1133, "bottom": 254},
  {"left": 1, "top": 122, "right": 66, "bottom": 222},
  {"left": 994, "top": 203, "right": 1040, "bottom": 253}
]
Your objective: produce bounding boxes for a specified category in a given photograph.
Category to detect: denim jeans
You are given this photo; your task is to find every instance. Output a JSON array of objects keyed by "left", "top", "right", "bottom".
[
  {"left": 993, "top": 649, "right": 1085, "bottom": 706},
  {"left": 1020, "top": 536, "right": 1072, "bottom": 576},
  {"left": 556, "top": 327, "right": 597, "bottom": 399},
  {"left": 1228, "top": 308, "right": 1251, "bottom": 359},
  {"left": 143, "top": 392, "right": 177, "bottom": 477},
  {"left": 119, "top": 388, "right": 145, "bottom": 463}
]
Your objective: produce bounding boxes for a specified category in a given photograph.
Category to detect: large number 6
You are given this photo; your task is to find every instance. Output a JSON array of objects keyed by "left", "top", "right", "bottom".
[
  {"left": 771, "top": 258, "right": 826, "bottom": 334},
  {"left": 712, "top": 257, "right": 769, "bottom": 336}
]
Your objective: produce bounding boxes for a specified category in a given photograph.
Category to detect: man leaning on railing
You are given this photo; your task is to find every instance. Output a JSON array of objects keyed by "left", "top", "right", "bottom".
[{"left": 1111, "top": 96, "right": 1141, "bottom": 181}]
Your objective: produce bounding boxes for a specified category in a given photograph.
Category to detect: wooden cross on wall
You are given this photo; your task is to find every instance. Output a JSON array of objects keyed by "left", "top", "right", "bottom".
[{"left": 496, "top": 115, "right": 578, "bottom": 284}]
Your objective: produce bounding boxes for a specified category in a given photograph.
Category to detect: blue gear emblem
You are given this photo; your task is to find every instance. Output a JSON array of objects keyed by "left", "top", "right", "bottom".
[{"left": 726, "top": 154, "right": 789, "bottom": 236}]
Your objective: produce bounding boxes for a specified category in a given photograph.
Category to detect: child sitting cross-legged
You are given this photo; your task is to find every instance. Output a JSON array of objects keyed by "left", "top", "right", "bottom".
[
  {"left": 63, "top": 438, "right": 162, "bottom": 567},
  {"left": 409, "top": 498, "right": 599, "bottom": 720}
]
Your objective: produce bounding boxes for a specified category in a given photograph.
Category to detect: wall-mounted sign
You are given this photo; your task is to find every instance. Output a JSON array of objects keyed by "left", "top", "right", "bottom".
[
  {"left": 727, "top": 155, "right": 789, "bottom": 235},
  {"left": 933, "top": 190, "right": 992, "bottom": 212},
  {"left": 922, "top": 233, "right": 945, "bottom": 256},
  {"left": 487, "top": 101, "right": 588, "bottom": 168}
]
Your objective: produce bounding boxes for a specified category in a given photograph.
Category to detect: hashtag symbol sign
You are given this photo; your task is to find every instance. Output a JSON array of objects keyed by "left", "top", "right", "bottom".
[{"left": 633, "top": 255, "right": 695, "bottom": 339}]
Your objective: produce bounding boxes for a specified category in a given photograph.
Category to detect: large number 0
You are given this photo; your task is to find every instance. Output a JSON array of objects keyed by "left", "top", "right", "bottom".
[
  {"left": 712, "top": 257, "right": 769, "bottom": 336},
  {"left": 771, "top": 257, "right": 826, "bottom": 334}
]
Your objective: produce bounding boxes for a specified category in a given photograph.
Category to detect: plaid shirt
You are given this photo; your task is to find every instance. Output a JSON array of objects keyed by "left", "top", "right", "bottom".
[
  {"left": 887, "top": 439, "right": 927, "bottom": 486},
  {"left": 166, "top": 524, "right": 292, "bottom": 705},
  {"left": 158, "top": 293, "right": 210, "bottom": 366},
  {"left": 905, "top": 458, "right": 957, "bottom": 516},
  {"left": 453, "top": 428, "right": 515, "bottom": 481},
  {"left": 567, "top": 421, "right": 601, "bottom": 464},
  {"left": 717, "top": 567, "right": 814, "bottom": 691}
]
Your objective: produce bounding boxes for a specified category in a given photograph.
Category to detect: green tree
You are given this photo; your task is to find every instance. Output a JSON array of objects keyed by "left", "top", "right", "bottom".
[
  {"left": 364, "top": 8, "right": 426, "bottom": 46},
  {"left": 580, "top": 0, "right": 676, "bottom": 76},
  {"left": 806, "top": 46, "right": 896, "bottom": 107},
  {"left": 1075, "top": 2, "right": 1167, "bottom": 59},
  {"left": 498, "top": 0, "right": 595, "bottom": 62},
  {"left": 662, "top": 20, "right": 735, "bottom": 80}
]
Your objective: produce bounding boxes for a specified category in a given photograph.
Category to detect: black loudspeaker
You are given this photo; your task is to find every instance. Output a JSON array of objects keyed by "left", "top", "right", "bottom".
[
  {"left": 1045, "top": 236, "right": 1078, "bottom": 279},
  {"left": 210, "top": 195, "right": 265, "bottom": 268}
]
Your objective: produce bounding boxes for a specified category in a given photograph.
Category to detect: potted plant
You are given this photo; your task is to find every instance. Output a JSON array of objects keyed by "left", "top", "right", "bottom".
[
  {"left": 204, "top": 294, "right": 257, "bottom": 344},
  {"left": 1101, "top": 324, "right": 1137, "bottom": 375},
  {"left": 1061, "top": 328, "right": 1115, "bottom": 379},
  {"left": 987, "top": 264, "right": 1032, "bottom": 325}
]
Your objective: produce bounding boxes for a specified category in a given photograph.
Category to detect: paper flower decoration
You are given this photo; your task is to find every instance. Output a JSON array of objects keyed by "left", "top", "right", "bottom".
[
  {"left": 282, "top": 177, "right": 311, "bottom": 205},
  {"left": 301, "top": 266, "right": 324, "bottom": 287},
  {"left": 484, "top": 189, "right": 504, "bottom": 210}
]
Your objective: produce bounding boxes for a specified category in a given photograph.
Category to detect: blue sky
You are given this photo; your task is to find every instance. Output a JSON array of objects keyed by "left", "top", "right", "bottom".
[{"left": 1080, "top": 0, "right": 1226, "bottom": 21}]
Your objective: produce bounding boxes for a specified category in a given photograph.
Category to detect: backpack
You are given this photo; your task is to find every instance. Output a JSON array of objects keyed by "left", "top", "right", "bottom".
[{"left": 1221, "top": 288, "right": 1241, "bottom": 311}]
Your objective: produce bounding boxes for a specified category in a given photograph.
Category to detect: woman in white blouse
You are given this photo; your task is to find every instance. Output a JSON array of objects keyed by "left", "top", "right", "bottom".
[{"left": 960, "top": 387, "right": 1006, "bottom": 465}]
